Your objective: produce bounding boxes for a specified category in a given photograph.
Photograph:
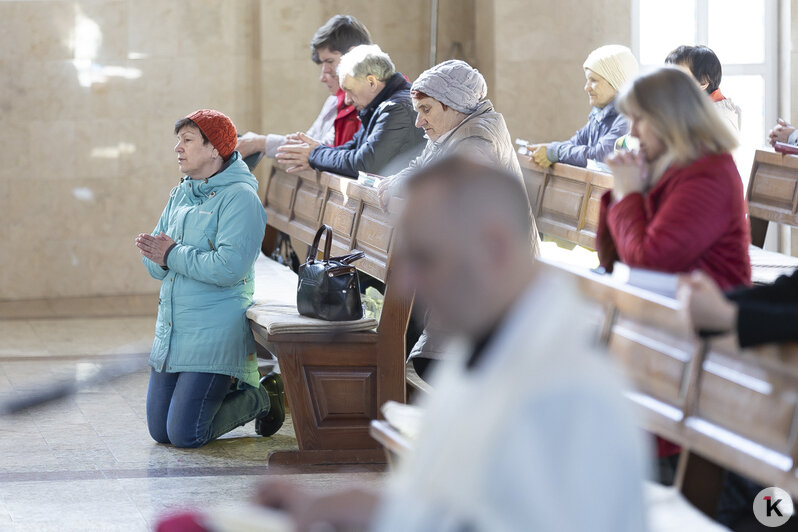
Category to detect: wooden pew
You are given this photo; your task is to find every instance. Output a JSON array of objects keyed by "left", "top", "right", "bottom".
[
  {"left": 518, "top": 154, "right": 612, "bottom": 250},
  {"left": 547, "top": 258, "right": 798, "bottom": 514},
  {"left": 372, "top": 258, "right": 798, "bottom": 525},
  {"left": 248, "top": 161, "right": 412, "bottom": 466},
  {"left": 520, "top": 150, "right": 798, "bottom": 284},
  {"left": 747, "top": 149, "right": 798, "bottom": 247},
  {"left": 746, "top": 149, "right": 798, "bottom": 283}
]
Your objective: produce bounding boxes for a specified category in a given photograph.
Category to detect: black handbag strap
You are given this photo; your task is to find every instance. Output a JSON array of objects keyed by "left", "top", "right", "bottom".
[{"left": 308, "top": 225, "right": 333, "bottom": 263}]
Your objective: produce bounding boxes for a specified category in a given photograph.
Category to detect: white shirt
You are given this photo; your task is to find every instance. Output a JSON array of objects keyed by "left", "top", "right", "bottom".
[
  {"left": 374, "top": 271, "right": 649, "bottom": 532},
  {"left": 264, "top": 95, "right": 338, "bottom": 157}
]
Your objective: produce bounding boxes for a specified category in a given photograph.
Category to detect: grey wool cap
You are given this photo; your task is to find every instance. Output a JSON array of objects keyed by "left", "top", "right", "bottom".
[{"left": 411, "top": 60, "right": 487, "bottom": 114}]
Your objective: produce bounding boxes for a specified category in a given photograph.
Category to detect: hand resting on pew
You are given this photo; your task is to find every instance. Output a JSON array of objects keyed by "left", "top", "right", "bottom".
[
  {"left": 680, "top": 270, "right": 739, "bottom": 339},
  {"left": 684, "top": 267, "right": 798, "bottom": 348}
]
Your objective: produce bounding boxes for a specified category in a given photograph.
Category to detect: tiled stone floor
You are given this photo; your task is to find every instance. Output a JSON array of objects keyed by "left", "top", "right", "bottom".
[{"left": 0, "top": 296, "right": 384, "bottom": 531}]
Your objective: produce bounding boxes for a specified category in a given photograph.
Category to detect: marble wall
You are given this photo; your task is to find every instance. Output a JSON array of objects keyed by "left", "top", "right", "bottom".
[
  {"left": 0, "top": 0, "right": 462, "bottom": 300},
  {"left": 0, "top": 0, "right": 262, "bottom": 300},
  {"left": 477, "top": 0, "right": 632, "bottom": 145},
  {"left": 0, "top": 0, "right": 634, "bottom": 301}
]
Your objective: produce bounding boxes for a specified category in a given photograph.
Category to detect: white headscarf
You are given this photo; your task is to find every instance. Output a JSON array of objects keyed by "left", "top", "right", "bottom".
[{"left": 583, "top": 45, "right": 639, "bottom": 92}]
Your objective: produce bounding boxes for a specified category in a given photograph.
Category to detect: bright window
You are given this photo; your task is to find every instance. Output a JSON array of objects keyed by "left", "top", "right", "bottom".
[{"left": 632, "top": 0, "right": 778, "bottom": 181}]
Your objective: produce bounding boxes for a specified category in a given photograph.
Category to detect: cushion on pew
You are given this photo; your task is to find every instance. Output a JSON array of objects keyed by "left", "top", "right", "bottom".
[
  {"left": 645, "top": 482, "right": 730, "bottom": 532},
  {"left": 248, "top": 253, "right": 378, "bottom": 335},
  {"left": 749, "top": 244, "right": 798, "bottom": 285},
  {"left": 252, "top": 252, "right": 300, "bottom": 307}
]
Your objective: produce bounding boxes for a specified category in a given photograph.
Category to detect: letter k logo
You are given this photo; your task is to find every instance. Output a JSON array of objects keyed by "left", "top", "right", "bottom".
[{"left": 765, "top": 496, "right": 784, "bottom": 517}]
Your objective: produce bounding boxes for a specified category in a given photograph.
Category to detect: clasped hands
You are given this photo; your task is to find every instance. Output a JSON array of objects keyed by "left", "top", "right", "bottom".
[
  {"left": 275, "top": 132, "right": 321, "bottom": 173},
  {"left": 605, "top": 150, "right": 649, "bottom": 201},
  {"left": 768, "top": 118, "right": 796, "bottom": 147},
  {"left": 136, "top": 232, "right": 176, "bottom": 267}
]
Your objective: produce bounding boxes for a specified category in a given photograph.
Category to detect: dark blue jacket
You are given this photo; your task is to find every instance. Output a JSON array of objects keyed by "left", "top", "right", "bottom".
[
  {"left": 547, "top": 100, "right": 629, "bottom": 167},
  {"left": 308, "top": 73, "right": 425, "bottom": 178}
]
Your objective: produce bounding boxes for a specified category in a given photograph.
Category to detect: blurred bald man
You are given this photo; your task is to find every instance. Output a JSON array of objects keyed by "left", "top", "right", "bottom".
[{"left": 256, "top": 156, "right": 648, "bottom": 532}]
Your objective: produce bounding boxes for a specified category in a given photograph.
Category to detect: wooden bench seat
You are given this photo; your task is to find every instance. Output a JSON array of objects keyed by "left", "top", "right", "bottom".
[
  {"left": 248, "top": 254, "right": 377, "bottom": 336},
  {"left": 249, "top": 161, "right": 412, "bottom": 466}
]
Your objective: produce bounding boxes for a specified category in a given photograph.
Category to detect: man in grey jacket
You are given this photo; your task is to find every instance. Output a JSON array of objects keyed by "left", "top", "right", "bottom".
[{"left": 276, "top": 44, "right": 425, "bottom": 178}]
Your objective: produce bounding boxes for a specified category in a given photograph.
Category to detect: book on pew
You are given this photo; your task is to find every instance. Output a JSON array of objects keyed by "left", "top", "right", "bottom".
[
  {"left": 381, "top": 400, "right": 424, "bottom": 441},
  {"left": 611, "top": 263, "right": 679, "bottom": 299}
]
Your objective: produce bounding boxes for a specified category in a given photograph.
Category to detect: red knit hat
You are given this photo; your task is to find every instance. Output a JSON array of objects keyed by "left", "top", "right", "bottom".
[{"left": 185, "top": 109, "right": 237, "bottom": 160}]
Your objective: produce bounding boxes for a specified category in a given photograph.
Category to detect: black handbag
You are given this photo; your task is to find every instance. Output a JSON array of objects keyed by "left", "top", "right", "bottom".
[{"left": 297, "top": 225, "right": 366, "bottom": 321}]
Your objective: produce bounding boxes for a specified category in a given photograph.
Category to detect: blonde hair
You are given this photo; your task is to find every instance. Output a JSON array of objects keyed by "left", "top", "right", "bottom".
[{"left": 617, "top": 65, "right": 737, "bottom": 164}]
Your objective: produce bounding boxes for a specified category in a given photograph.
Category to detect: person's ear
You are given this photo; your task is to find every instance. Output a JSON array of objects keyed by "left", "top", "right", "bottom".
[
  {"left": 212, "top": 147, "right": 219, "bottom": 160},
  {"left": 367, "top": 74, "right": 379, "bottom": 88}
]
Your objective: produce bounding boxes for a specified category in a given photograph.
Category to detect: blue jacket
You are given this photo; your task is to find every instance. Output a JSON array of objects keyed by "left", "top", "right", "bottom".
[
  {"left": 143, "top": 152, "right": 267, "bottom": 388},
  {"left": 308, "top": 72, "right": 425, "bottom": 178},
  {"left": 547, "top": 100, "right": 629, "bottom": 167}
]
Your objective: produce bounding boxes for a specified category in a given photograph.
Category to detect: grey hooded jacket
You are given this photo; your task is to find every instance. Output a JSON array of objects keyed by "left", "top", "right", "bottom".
[{"left": 390, "top": 99, "right": 523, "bottom": 187}]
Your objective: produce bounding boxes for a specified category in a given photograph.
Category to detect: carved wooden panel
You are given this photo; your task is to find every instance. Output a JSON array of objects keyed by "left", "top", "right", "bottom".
[
  {"left": 265, "top": 169, "right": 297, "bottom": 222},
  {"left": 305, "top": 366, "right": 378, "bottom": 427},
  {"left": 582, "top": 185, "right": 607, "bottom": 235},
  {"left": 293, "top": 179, "right": 324, "bottom": 229},
  {"left": 695, "top": 354, "right": 797, "bottom": 455},
  {"left": 354, "top": 203, "right": 392, "bottom": 277},
  {"left": 747, "top": 150, "right": 798, "bottom": 232},
  {"left": 608, "top": 320, "right": 692, "bottom": 407},
  {"left": 322, "top": 189, "right": 358, "bottom": 254},
  {"left": 539, "top": 175, "right": 585, "bottom": 226}
]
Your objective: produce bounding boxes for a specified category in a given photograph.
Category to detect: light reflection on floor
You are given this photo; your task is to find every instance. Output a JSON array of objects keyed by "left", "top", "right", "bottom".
[{"left": 0, "top": 296, "right": 384, "bottom": 531}]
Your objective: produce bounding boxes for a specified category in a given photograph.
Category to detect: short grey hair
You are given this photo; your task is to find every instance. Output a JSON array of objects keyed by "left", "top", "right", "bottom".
[{"left": 337, "top": 44, "right": 395, "bottom": 82}]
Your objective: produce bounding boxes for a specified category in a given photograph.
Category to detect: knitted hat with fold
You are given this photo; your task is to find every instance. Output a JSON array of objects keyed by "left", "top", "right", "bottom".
[
  {"left": 583, "top": 45, "right": 639, "bottom": 92},
  {"left": 411, "top": 60, "right": 487, "bottom": 114},
  {"left": 185, "top": 109, "right": 237, "bottom": 160}
]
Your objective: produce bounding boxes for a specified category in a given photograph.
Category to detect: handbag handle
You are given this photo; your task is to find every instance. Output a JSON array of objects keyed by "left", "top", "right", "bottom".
[
  {"left": 308, "top": 224, "right": 333, "bottom": 263},
  {"left": 330, "top": 250, "right": 365, "bottom": 264}
]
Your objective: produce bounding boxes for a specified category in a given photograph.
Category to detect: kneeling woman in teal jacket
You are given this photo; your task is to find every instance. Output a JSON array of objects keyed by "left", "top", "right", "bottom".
[{"left": 136, "top": 109, "right": 284, "bottom": 448}]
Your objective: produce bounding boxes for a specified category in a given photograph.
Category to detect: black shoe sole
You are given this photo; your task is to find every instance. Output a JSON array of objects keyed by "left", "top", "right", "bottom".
[{"left": 255, "top": 373, "right": 285, "bottom": 437}]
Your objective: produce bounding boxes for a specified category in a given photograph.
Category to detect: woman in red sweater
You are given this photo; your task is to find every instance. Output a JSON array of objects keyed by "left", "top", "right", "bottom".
[
  {"left": 597, "top": 66, "right": 751, "bottom": 292},
  {"left": 597, "top": 65, "right": 751, "bottom": 479}
]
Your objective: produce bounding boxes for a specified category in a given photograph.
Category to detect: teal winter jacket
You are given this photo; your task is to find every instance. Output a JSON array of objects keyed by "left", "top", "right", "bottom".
[{"left": 142, "top": 152, "right": 267, "bottom": 388}]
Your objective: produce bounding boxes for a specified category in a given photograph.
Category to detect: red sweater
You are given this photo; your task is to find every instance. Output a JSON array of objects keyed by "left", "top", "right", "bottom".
[
  {"left": 333, "top": 88, "right": 360, "bottom": 147},
  {"left": 597, "top": 152, "right": 751, "bottom": 290},
  {"left": 597, "top": 152, "right": 751, "bottom": 458}
]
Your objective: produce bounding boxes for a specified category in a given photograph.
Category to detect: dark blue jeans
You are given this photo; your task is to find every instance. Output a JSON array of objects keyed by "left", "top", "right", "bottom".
[{"left": 146, "top": 369, "right": 270, "bottom": 448}]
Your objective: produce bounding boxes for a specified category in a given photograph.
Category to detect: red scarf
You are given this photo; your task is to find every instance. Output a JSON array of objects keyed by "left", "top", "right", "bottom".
[{"left": 709, "top": 89, "right": 726, "bottom": 103}]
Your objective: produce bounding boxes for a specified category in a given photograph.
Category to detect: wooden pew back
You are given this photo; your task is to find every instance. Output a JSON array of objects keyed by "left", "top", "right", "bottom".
[
  {"left": 543, "top": 259, "right": 798, "bottom": 501},
  {"left": 747, "top": 149, "right": 798, "bottom": 247},
  {"left": 263, "top": 163, "right": 396, "bottom": 282},
  {"left": 518, "top": 154, "right": 612, "bottom": 250}
]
